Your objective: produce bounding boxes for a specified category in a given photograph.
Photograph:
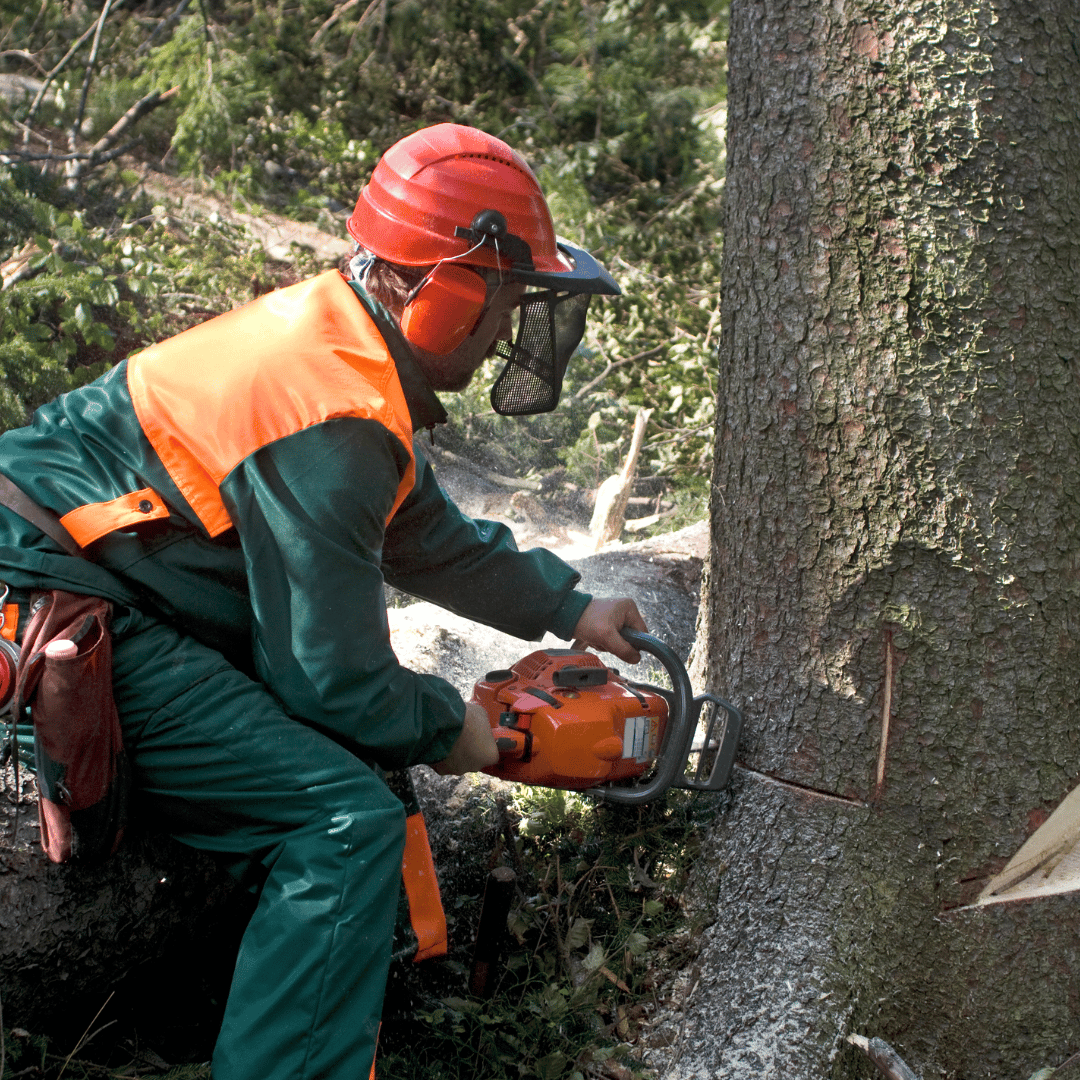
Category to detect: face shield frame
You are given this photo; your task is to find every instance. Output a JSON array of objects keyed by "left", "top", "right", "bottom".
[
  {"left": 489, "top": 289, "right": 592, "bottom": 416},
  {"left": 485, "top": 237, "right": 619, "bottom": 416}
]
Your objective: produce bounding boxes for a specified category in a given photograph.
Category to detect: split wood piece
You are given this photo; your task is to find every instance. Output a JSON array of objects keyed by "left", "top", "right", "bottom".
[
  {"left": 624, "top": 507, "right": 678, "bottom": 533},
  {"left": 977, "top": 782, "right": 1080, "bottom": 905},
  {"left": 590, "top": 407, "right": 653, "bottom": 551},
  {"left": 847, "top": 1034, "right": 920, "bottom": 1080},
  {"left": 468, "top": 866, "right": 517, "bottom": 997},
  {"left": 1, "top": 241, "right": 41, "bottom": 290}
]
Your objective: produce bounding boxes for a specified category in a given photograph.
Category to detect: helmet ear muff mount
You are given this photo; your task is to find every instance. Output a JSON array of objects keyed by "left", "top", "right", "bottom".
[
  {"left": 454, "top": 209, "right": 535, "bottom": 271},
  {"left": 399, "top": 263, "right": 488, "bottom": 355}
]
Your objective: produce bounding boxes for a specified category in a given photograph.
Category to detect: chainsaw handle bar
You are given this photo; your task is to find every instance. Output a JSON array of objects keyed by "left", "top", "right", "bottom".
[{"left": 589, "top": 628, "right": 695, "bottom": 805}]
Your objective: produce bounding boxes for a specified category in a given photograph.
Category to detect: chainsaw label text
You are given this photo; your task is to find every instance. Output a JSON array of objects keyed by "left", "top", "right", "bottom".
[{"left": 623, "top": 715, "right": 660, "bottom": 762}]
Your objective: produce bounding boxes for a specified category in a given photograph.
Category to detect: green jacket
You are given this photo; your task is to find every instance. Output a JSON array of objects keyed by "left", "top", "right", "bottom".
[{"left": 0, "top": 273, "right": 590, "bottom": 768}]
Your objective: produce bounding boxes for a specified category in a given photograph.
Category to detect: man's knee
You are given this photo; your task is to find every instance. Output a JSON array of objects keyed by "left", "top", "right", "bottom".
[{"left": 295, "top": 767, "right": 407, "bottom": 865}]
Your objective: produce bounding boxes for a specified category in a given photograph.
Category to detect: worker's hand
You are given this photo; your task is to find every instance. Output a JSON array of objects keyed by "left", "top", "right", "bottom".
[
  {"left": 571, "top": 597, "right": 648, "bottom": 664},
  {"left": 432, "top": 703, "right": 500, "bottom": 775}
]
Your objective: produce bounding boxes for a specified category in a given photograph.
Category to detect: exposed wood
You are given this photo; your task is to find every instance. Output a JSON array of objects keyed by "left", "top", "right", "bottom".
[
  {"left": 873, "top": 630, "right": 894, "bottom": 799},
  {"left": 623, "top": 507, "right": 677, "bottom": 533},
  {"left": 589, "top": 407, "right": 652, "bottom": 551},
  {"left": 977, "top": 784, "right": 1080, "bottom": 906},
  {"left": 847, "top": 1034, "right": 920, "bottom": 1080},
  {"left": 0, "top": 242, "right": 42, "bottom": 291}
]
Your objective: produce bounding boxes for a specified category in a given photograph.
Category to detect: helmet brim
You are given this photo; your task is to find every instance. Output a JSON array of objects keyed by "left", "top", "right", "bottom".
[{"left": 501, "top": 240, "right": 621, "bottom": 296}]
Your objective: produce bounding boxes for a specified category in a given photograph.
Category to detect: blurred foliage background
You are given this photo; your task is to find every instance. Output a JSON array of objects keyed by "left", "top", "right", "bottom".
[{"left": 0, "top": 0, "right": 727, "bottom": 529}]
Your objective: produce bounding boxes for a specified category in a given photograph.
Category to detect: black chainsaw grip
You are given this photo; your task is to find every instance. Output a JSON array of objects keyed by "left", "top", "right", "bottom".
[{"left": 590, "top": 628, "right": 694, "bottom": 806}]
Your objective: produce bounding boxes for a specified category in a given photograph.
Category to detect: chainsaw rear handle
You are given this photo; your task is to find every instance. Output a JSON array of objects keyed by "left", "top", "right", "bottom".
[{"left": 589, "top": 628, "right": 695, "bottom": 806}]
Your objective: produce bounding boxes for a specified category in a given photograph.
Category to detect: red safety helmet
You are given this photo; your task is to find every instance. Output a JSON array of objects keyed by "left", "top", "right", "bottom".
[
  {"left": 348, "top": 123, "right": 562, "bottom": 273},
  {"left": 348, "top": 124, "right": 620, "bottom": 415}
]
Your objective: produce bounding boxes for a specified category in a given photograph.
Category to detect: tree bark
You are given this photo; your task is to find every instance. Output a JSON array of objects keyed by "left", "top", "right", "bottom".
[{"left": 675, "top": 0, "right": 1080, "bottom": 1076}]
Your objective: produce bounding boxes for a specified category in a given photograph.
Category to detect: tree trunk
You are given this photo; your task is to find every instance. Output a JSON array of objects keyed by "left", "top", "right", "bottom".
[{"left": 674, "top": 0, "right": 1080, "bottom": 1077}]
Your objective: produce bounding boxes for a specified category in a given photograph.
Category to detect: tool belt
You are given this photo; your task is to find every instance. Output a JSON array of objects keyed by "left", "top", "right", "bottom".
[{"left": 0, "top": 472, "right": 129, "bottom": 866}]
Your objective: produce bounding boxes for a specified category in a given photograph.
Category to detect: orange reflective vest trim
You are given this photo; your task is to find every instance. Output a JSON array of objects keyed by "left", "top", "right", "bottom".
[
  {"left": 59, "top": 487, "right": 170, "bottom": 549},
  {"left": 127, "top": 271, "right": 417, "bottom": 538},
  {"left": 401, "top": 811, "right": 448, "bottom": 963}
]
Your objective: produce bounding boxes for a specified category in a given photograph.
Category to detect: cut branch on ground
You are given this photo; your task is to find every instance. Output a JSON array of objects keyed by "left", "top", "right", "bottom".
[{"left": 574, "top": 345, "right": 667, "bottom": 401}]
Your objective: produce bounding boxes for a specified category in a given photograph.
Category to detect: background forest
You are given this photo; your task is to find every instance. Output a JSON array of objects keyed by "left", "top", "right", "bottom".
[
  {"left": 0, "top": 0, "right": 727, "bottom": 527},
  {"left": 0, "top": 2, "right": 728, "bottom": 1079}
]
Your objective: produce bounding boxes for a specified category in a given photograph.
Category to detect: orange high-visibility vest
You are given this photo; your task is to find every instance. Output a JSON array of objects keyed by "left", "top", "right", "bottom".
[{"left": 61, "top": 271, "right": 417, "bottom": 548}]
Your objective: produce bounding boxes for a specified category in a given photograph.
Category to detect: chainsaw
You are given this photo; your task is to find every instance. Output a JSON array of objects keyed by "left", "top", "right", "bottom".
[{"left": 472, "top": 629, "right": 741, "bottom": 804}]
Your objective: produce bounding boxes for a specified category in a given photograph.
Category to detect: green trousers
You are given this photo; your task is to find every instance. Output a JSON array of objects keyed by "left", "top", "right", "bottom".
[{"left": 110, "top": 604, "right": 406, "bottom": 1079}]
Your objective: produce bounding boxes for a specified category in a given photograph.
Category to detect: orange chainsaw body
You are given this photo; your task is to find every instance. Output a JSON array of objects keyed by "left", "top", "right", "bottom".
[{"left": 473, "top": 648, "right": 670, "bottom": 790}]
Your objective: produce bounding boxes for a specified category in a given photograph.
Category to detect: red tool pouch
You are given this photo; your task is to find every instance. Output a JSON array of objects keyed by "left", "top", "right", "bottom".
[{"left": 15, "top": 590, "right": 130, "bottom": 866}]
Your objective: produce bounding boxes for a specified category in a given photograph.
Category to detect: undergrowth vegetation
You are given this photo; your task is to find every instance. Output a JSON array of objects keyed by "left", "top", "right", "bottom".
[
  {"left": 0, "top": 0, "right": 726, "bottom": 518},
  {"left": 0, "top": 787, "right": 727, "bottom": 1080},
  {"left": 377, "top": 788, "right": 723, "bottom": 1080}
]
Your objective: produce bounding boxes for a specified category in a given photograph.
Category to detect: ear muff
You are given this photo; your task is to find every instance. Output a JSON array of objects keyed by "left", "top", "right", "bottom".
[{"left": 400, "top": 264, "right": 488, "bottom": 354}]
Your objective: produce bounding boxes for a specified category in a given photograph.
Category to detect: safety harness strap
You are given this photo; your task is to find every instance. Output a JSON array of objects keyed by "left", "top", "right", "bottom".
[{"left": 0, "top": 472, "right": 85, "bottom": 558}]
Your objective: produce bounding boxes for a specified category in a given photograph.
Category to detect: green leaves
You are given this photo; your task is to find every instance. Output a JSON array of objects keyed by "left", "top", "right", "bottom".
[
  {"left": 0, "top": 166, "right": 271, "bottom": 432},
  {"left": 7, "top": 0, "right": 727, "bottom": 518},
  {"left": 373, "top": 785, "right": 711, "bottom": 1080},
  {"left": 564, "top": 916, "right": 594, "bottom": 952}
]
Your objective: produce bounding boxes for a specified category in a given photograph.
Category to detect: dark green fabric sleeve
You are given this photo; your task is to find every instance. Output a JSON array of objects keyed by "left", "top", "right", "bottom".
[
  {"left": 220, "top": 418, "right": 467, "bottom": 770},
  {"left": 382, "top": 450, "right": 592, "bottom": 642}
]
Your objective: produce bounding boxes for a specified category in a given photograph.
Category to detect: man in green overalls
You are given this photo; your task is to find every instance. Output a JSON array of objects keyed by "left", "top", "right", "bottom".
[{"left": 0, "top": 123, "right": 646, "bottom": 1078}]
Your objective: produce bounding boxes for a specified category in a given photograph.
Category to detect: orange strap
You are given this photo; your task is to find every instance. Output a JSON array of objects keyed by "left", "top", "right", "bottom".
[
  {"left": 59, "top": 488, "right": 170, "bottom": 549},
  {"left": 401, "top": 811, "right": 447, "bottom": 962}
]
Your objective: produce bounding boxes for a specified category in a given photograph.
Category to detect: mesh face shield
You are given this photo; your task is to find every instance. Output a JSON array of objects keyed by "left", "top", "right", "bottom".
[{"left": 489, "top": 291, "right": 592, "bottom": 416}]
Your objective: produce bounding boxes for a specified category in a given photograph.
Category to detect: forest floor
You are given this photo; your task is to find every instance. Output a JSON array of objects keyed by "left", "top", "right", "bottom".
[{"left": 0, "top": 449, "right": 710, "bottom": 1080}]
